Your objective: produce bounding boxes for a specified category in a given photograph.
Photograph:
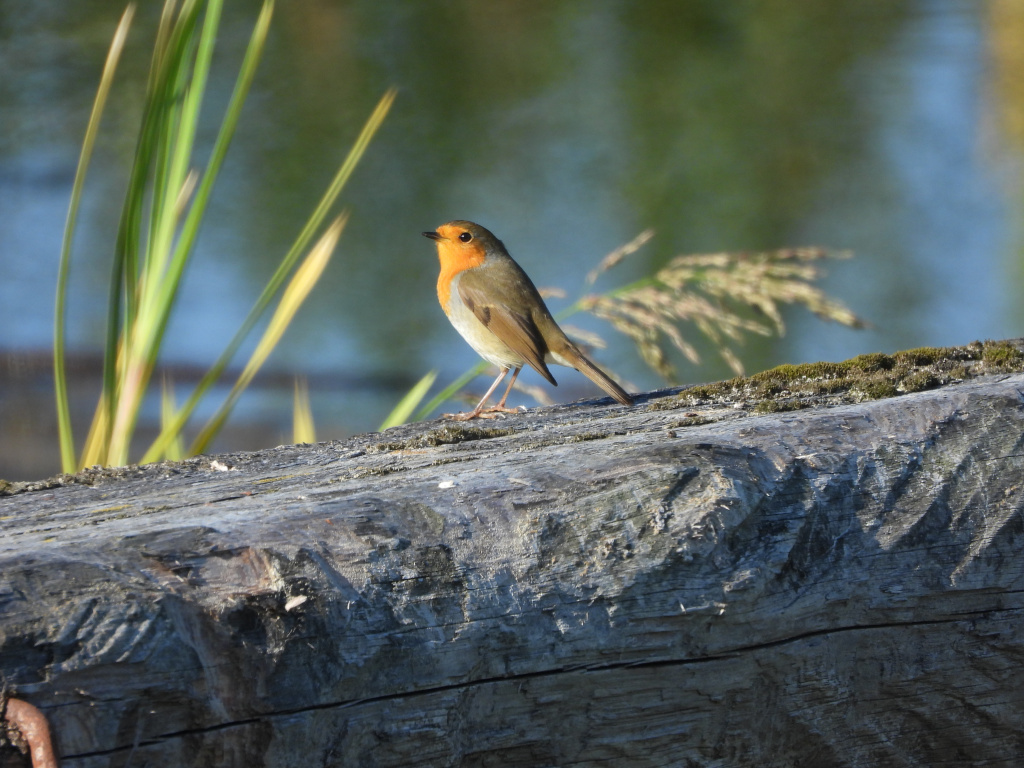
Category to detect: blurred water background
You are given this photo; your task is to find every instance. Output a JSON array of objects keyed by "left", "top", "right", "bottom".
[{"left": 2, "top": 0, "right": 1023, "bottom": 480}]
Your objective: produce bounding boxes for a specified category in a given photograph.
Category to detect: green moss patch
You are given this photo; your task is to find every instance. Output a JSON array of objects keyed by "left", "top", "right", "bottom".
[
  {"left": 370, "top": 425, "right": 515, "bottom": 453},
  {"left": 682, "top": 340, "right": 1024, "bottom": 412}
]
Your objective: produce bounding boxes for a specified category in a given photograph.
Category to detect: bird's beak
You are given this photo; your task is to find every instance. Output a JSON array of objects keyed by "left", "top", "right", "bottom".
[{"left": 422, "top": 231, "right": 441, "bottom": 241}]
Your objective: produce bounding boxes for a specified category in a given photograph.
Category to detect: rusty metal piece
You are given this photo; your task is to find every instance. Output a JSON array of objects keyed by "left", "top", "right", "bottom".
[{"left": 3, "top": 698, "right": 58, "bottom": 768}]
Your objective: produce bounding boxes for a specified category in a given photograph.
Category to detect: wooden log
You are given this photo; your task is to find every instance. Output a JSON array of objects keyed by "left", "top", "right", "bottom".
[{"left": 2, "top": 363, "right": 1024, "bottom": 766}]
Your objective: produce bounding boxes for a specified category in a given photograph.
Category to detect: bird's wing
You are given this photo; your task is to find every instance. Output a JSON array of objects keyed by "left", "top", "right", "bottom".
[{"left": 457, "top": 271, "right": 556, "bottom": 385}]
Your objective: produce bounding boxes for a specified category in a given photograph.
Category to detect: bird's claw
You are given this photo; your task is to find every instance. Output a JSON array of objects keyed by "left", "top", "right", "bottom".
[{"left": 442, "top": 404, "right": 525, "bottom": 421}]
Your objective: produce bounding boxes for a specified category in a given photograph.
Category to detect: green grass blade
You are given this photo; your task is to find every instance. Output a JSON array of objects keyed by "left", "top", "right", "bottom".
[
  {"left": 141, "top": 89, "right": 396, "bottom": 462},
  {"left": 64, "top": 2, "right": 393, "bottom": 471},
  {"left": 380, "top": 370, "right": 438, "bottom": 430},
  {"left": 132, "top": 0, "right": 269, "bottom": 414},
  {"left": 173, "top": 0, "right": 273, "bottom": 264},
  {"left": 102, "top": 1, "right": 199, "bottom": 451},
  {"left": 107, "top": 0, "right": 225, "bottom": 465},
  {"left": 54, "top": 4, "right": 135, "bottom": 473},
  {"left": 149, "top": 0, "right": 178, "bottom": 86},
  {"left": 142, "top": 0, "right": 202, "bottom": 287},
  {"left": 149, "top": 0, "right": 272, "bottom": 349},
  {"left": 90, "top": 1, "right": 204, "bottom": 465},
  {"left": 137, "top": 0, "right": 218, "bottom": 332}
]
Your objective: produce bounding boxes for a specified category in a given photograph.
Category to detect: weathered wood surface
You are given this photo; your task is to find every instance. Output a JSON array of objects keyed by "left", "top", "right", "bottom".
[{"left": 2, "top": 371, "right": 1024, "bottom": 767}]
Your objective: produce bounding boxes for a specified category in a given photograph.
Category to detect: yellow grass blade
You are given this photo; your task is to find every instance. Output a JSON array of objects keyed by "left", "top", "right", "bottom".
[
  {"left": 292, "top": 377, "right": 316, "bottom": 444},
  {"left": 161, "top": 375, "right": 185, "bottom": 461},
  {"left": 380, "top": 370, "right": 438, "bottom": 430},
  {"left": 190, "top": 213, "right": 346, "bottom": 454}
]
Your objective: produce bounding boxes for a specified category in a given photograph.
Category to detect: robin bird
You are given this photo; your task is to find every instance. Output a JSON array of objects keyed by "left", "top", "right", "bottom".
[{"left": 423, "top": 220, "right": 634, "bottom": 420}]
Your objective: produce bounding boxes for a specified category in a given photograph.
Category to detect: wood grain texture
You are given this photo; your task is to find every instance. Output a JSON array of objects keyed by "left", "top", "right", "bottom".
[{"left": 2, "top": 372, "right": 1024, "bottom": 767}]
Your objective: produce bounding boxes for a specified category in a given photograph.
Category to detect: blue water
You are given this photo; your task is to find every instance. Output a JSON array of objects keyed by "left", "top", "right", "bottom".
[{"left": 1, "top": 0, "right": 1021, "bottom": 478}]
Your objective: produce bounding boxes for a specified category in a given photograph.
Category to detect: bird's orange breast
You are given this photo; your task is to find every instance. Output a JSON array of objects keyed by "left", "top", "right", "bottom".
[{"left": 434, "top": 233, "right": 487, "bottom": 309}]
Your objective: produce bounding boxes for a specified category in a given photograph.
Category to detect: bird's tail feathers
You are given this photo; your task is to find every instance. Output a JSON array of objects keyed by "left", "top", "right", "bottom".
[{"left": 556, "top": 343, "right": 633, "bottom": 406}]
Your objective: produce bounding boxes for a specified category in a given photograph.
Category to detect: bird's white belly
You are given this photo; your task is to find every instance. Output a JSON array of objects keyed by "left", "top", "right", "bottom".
[{"left": 445, "top": 279, "right": 524, "bottom": 369}]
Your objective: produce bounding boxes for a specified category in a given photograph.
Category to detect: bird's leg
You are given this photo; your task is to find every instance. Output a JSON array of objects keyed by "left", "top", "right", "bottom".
[
  {"left": 489, "top": 366, "right": 522, "bottom": 410},
  {"left": 446, "top": 367, "right": 510, "bottom": 421},
  {"left": 446, "top": 366, "right": 527, "bottom": 420}
]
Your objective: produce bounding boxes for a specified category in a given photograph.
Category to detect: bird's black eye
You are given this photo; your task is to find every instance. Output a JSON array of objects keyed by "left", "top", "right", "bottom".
[{"left": 458, "top": 232, "right": 473, "bottom": 243}]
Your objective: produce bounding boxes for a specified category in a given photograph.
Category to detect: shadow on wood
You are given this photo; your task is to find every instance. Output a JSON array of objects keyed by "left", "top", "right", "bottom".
[{"left": 1, "top": 365, "right": 1024, "bottom": 766}]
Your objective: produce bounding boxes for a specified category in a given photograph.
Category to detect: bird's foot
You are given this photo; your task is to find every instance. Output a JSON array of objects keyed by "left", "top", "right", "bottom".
[
  {"left": 442, "top": 405, "right": 526, "bottom": 421},
  {"left": 477, "top": 404, "right": 529, "bottom": 419},
  {"left": 441, "top": 411, "right": 480, "bottom": 421}
]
